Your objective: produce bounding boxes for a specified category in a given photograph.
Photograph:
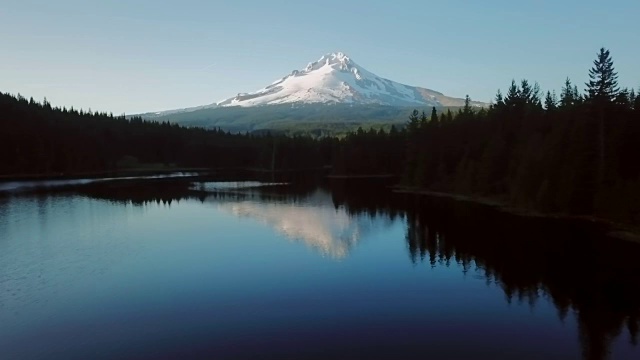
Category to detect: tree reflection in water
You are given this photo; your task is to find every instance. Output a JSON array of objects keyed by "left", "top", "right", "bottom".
[{"left": 76, "top": 177, "right": 640, "bottom": 360}]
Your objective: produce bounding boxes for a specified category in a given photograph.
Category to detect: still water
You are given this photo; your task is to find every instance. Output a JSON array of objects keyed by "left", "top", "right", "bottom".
[{"left": 1, "top": 179, "right": 639, "bottom": 359}]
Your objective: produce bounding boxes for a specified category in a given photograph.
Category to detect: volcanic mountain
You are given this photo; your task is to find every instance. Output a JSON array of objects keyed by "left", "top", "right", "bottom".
[
  {"left": 215, "top": 52, "right": 480, "bottom": 108},
  {"left": 141, "top": 52, "right": 486, "bottom": 133}
]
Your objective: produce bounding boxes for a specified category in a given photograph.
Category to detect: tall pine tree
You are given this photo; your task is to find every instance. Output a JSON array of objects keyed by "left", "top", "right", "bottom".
[
  {"left": 586, "top": 48, "right": 619, "bottom": 104},
  {"left": 430, "top": 107, "right": 438, "bottom": 124},
  {"left": 586, "top": 48, "right": 619, "bottom": 183}
]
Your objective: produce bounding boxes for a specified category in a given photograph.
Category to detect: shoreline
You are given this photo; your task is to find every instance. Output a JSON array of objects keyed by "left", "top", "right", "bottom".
[
  {"left": 327, "top": 174, "right": 397, "bottom": 179},
  {"left": 0, "top": 168, "right": 211, "bottom": 182},
  {"left": 393, "top": 186, "right": 640, "bottom": 244}
]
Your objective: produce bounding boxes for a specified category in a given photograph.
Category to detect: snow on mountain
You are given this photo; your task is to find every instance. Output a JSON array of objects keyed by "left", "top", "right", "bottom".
[
  {"left": 216, "top": 52, "right": 461, "bottom": 107},
  {"left": 142, "top": 52, "right": 485, "bottom": 119}
]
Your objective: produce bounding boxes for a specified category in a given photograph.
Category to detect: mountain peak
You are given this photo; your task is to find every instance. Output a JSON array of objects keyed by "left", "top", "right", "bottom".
[
  {"left": 322, "top": 51, "right": 350, "bottom": 60},
  {"left": 305, "top": 51, "right": 353, "bottom": 72},
  {"left": 214, "top": 52, "right": 485, "bottom": 108}
]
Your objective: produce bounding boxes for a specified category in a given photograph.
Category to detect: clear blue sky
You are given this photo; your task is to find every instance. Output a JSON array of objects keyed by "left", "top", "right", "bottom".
[{"left": 1, "top": 0, "right": 638, "bottom": 114}]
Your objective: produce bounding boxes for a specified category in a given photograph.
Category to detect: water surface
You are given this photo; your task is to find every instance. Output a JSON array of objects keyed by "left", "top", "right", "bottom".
[{"left": 1, "top": 180, "right": 638, "bottom": 359}]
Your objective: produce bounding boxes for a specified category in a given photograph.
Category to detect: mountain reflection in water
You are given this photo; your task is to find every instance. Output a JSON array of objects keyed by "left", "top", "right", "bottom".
[
  {"left": 211, "top": 180, "right": 640, "bottom": 360},
  {"left": 1, "top": 178, "right": 637, "bottom": 360},
  {"left": 215, "top": 189, "right": 393, "bottom": 259},
  {"left": 81, "top": 178, "right": 640, "bottom": 360}
]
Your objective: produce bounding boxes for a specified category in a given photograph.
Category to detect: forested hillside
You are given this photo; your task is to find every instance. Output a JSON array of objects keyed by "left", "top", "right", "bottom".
[
  {"left": 400, "top": 48, "right": 640, "bottom": 223},
  {"left": 0, "top": 95, "right": 334, "bottom": 176}
]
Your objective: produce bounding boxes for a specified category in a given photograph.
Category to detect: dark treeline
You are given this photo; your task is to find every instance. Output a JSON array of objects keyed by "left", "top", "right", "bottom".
[
  {"left": 329, "top": 48, "right": 640, "bottom": 223},
  {"left": 0, "top": 89, "right": 403, "bottom": 178},
  {"left": 0, "top": 95, "right": 333, "bottom": 176},
  {"left": 1, "top": 48, "right": 638, "bottom": 223},
  {"left": 400, "top": 48, "right": 640, "bottom": 223},
  {"left": 331, "top": 125, "right": 405, "bottom": 176}
]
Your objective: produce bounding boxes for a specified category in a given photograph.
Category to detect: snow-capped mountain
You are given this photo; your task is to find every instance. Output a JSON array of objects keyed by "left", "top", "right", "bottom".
[
  {"left": 138, "top": 52, "right": 487, "bottom": 132},
  {"left": 216, "top": 52, "right": 476, "bottom": 108}
]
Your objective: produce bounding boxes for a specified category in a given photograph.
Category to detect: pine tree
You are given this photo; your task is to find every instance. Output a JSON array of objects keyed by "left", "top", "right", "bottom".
[
  {"left": 463, "top": 95, "right": 472, "bottom": 115},
  {"left": 408, "top": 109, "right": 420, "bottom": 132},
  {"left": 521, "top": 80, "right": 532, "bottom": 104},
  {"left": 572, "top": 85, "right": 582, "bottom": 105},
  {"left": 560, "top": 78, "right": 576, "bottom": 108},
  {"left": 586, "top": 48, "right": 619, "bottom": 104},
  {"left": 586, "top": 48, "right": 619, "bottom": 184},
  {"left": 446, "top": 109, "right": 453, "bottom": 123},
  {"left": 531, "top": 82, "right": 543, "bottom": 108},
  {"left": 615, "top": 88, "right": 631, "bottom": 108},
  {"left": 419, "top": 111, "right": 428, "bottom": 127},
  {"left": 544, "top": 91, "right": 558, "bottom": 111},
  {"left": 505, "top": 80, "right": 521, "bottom": 107},
  {"left": 494, "top": 89, "right": 505, "bottom": 108},
  {"left": 430, "top": 107, "right": 438, "bottom": 124}
]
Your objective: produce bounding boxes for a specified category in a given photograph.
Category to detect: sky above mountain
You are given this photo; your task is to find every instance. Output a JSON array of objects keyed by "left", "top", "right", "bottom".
[{"left": 1, "top": 0, "right": 639, "bottom": 114}]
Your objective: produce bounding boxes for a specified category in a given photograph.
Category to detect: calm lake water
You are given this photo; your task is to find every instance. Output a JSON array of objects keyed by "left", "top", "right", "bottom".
[{"left": 1, "top": 179, "right": 639, "bottom": 360}]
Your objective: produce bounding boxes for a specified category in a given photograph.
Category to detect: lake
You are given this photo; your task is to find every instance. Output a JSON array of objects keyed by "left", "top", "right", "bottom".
[{"left": 1, "top": 178, "right": 639, "bottom": 360}]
